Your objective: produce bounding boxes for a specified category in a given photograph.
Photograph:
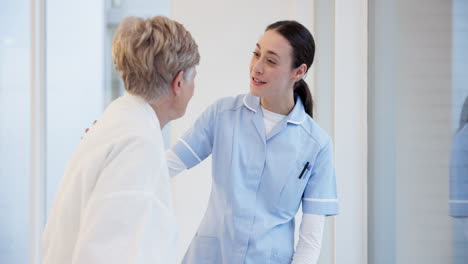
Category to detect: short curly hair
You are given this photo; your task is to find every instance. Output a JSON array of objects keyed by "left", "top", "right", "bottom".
[{"left": 112, "top": 16, "right": 200, "bottom": 102}]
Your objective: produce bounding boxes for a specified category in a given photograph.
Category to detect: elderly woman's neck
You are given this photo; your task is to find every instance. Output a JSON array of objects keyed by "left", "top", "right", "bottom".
[{"left": 149, "top": 98, "right": 171, "bottom": 129}]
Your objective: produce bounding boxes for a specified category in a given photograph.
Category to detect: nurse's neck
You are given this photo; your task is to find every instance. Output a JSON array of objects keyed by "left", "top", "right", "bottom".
[{"left": 260, "top": 93, "right": 295, "bottom": 116}]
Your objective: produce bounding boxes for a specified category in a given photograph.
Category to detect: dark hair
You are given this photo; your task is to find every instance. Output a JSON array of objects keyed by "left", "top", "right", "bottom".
[{"left": 266, "top": 20, "right": 315, "bottom": 118}]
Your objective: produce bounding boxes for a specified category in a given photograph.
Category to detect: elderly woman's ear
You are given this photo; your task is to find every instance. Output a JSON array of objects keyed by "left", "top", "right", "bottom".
[{"left": 171, "top": 71, "right": 185, "bottom": 97}]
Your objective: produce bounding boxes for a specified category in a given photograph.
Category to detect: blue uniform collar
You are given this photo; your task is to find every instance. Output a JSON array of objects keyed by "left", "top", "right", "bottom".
[
  {"left": 242, "top": 93, "right": 307, "bottom": 125},
  {"left": 243, "top": 93, "right": 261, "bottom": 113},
  {"left": 286, "top": 96, "right": 307, "bottom": 125}
]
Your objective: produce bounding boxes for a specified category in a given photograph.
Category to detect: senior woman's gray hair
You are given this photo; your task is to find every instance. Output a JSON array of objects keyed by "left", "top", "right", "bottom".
[{"left": 112, "top": 16, "right": 200, "bottom": 102}]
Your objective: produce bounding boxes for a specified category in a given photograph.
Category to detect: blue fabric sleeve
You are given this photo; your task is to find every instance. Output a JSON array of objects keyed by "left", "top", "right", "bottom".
[
  {"left": 302, "top": 140, "right": 339, "bottom": 216},
  {"left": 449, "top": 127, "right": 468, "bottom": 216},
  {"left": 171, "top": 102, "right": 217, "bottom": 169}
]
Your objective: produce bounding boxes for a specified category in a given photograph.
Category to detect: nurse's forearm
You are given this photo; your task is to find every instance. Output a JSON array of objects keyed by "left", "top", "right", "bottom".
[
  {"left": 166, "top": 149, "right": 187, "bottom": 177},
  {"left": 291, "top": 214, "right": 325, "bottom": 264}
]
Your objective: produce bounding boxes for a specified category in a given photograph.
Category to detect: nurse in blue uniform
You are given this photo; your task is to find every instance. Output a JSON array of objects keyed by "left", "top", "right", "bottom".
[
  {"left": 450, "top": 96, "right": 468, "bottom": 264},
  {"left": 168, "top": 20, "right": 339, "bottom": 264}
]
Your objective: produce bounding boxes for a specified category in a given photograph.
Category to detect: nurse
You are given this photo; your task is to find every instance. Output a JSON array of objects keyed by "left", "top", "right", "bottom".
[
  {"left": 167, "top": 20, "right": 338, "bottom": 263},
  {"left": 450, "top": 96, "right": 468, "bottom": 264},
  {"left": 42, "top": 16, "right": 199, "bottom": 264}
]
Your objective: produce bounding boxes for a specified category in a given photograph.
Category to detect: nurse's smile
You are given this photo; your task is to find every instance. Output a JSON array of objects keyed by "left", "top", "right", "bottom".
[{"left": 251, "top": 77, "right": 267, "bottom": 86}]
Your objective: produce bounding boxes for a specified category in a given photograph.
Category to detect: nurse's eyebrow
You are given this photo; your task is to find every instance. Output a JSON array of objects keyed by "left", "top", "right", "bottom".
[{"left": 256, "top": 43, "right": 280, "bottom": 59}]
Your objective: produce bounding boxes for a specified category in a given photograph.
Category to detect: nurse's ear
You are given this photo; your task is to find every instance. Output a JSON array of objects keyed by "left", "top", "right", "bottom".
[
  {"left": 291, "top": 63, "right": 307, "bottom": 82},
  {"left": 170, "top": 71, "right": 185, "bottom": 97}
]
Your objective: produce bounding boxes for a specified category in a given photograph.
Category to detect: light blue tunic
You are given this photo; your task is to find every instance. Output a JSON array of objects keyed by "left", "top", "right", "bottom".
[
  {"left": 172, "top": 93, "right": 339, "bottom": 263},
  {"left": 450, "top": 123, "right": 468, "bottom": 216}
]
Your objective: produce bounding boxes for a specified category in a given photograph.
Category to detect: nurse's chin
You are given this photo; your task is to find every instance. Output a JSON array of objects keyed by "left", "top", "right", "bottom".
[{"left": 249, "top": 86, "right": 264, "bottom": 97}]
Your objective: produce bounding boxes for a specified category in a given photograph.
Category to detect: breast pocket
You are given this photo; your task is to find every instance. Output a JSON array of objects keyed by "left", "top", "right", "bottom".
[{"left": 276, "top": 161, "right": 310, "bottom": 214}]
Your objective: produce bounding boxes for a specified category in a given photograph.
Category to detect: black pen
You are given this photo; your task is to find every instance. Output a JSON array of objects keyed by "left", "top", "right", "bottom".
[{"left": 298, "top": 161, "right": 310, "bottom": 179}]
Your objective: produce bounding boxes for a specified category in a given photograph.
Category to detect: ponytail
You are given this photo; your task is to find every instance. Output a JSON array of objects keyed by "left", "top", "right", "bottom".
[
  {"left": 294, "top": 79, "right": 313, "bottom": 118},
  {"left": 266, "top": 20, "right": 315, "bottom": 119}
]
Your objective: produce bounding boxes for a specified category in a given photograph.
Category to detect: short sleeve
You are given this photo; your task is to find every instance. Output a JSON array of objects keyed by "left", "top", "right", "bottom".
[
  {"left": 171, "top": 102, "right": 218, "bottom": 169},
  {"left": 302, "top": 140, "right": 339, "bottom": 216}
]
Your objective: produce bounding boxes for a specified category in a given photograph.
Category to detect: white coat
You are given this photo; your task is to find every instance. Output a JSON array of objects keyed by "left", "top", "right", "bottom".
[{"left": 42, "top": 92, "right": 177, "bottom": 264}]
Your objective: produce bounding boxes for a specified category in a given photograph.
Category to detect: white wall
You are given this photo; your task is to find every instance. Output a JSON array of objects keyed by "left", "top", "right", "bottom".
[{"left": 334, "top": 1, "right": 368, "bottom": 263}]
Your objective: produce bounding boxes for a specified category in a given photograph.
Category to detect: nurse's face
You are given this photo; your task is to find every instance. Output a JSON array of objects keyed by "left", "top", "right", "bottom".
[{"left": 249, "top": 30, "right": 297, "bottom": 98}]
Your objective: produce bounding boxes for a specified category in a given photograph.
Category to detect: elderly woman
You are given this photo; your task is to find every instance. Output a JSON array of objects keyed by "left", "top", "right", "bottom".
[{"left": 42, "top": 16, "right": 199, "bottom": 264}]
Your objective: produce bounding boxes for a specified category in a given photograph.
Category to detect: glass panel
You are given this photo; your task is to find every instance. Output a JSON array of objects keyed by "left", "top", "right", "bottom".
[
  {"left": 45, "top": 0, "right": 107, "bottom": 215},
  {"left": 0, "top": 1, "right": 31, "bottom": 263},
  {"left": 369, "top": 0, "right": 468, "bottom": 263}
]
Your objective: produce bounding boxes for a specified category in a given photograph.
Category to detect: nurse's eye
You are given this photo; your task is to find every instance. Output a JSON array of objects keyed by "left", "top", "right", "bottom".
[
  {"left": 252, "top": 51, "right": 260, "bottom": 57},
  {"left": 267, "top": 59, "right": 277, "bottom": 65}
]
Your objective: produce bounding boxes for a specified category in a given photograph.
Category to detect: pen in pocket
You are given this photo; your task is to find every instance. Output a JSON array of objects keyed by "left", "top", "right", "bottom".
[{"left": 298, "top": 161, "right": 310, "bottom": 179}]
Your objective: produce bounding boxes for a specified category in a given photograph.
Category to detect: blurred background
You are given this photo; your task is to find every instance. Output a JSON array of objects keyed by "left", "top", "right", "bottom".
[{"left": 1, "top": 0, "right": 467, "bottom": 263}]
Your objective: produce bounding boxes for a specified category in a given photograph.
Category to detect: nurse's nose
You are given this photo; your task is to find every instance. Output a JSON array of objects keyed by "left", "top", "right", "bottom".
[{"left": 252, "top": 59, "right": 264, "bottom": 75}]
